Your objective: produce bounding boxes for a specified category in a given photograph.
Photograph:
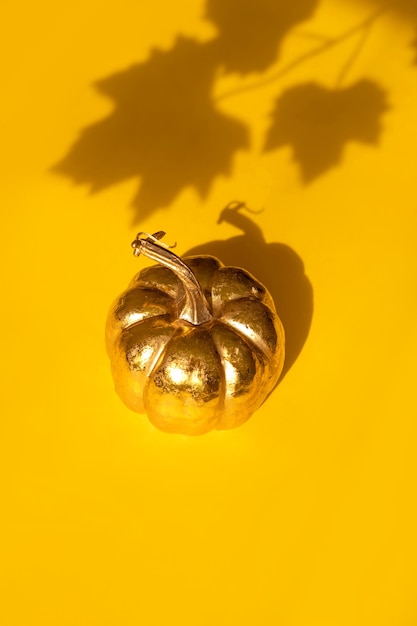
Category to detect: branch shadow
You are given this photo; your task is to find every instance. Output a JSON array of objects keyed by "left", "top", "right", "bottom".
[
  {"left": 52, "top": 0, "right": 319, "bottom": 221},
  {"left": 184, "top": 205, "right": 314, "bottom": 380},
  {"left": 205, "top": 0, "right": 317, "bottom": 73}
]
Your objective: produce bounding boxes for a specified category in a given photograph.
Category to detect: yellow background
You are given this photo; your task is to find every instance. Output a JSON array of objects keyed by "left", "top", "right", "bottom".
[{"left": 1, "top": 1, "right": 417, "bottom": 624}]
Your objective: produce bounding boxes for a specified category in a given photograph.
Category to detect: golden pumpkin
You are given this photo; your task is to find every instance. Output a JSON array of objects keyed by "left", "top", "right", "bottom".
[{"left": 106, "top": 231, "right": 285, "bottom": 435}]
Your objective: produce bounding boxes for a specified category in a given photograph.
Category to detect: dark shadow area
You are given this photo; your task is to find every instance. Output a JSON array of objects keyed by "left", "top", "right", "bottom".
[
  {"left": 53, "top": 40, "right": 248, "bottom": 219},
  {"left": 52, "top": 0, "right": 319, "bottom": 221},
  {"left": 264, "top": 79, "right": 389, "bottom": 182},
  {"left": 206, "top": 0, "right": 317, "bottom": 73},
  {"left": 412, "top": 32, "right": 417, "bottom": 63},
  {"left": 184, "top": 205, "right": 314, "bottom": 380},
  {"left": 392, "top": 0, "right": 417, "bottom": 16}
]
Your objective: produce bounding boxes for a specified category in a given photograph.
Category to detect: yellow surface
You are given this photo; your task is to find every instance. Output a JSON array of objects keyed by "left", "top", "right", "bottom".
[{"left": 1, "top": 1, "right": 417, "bottom": 624}]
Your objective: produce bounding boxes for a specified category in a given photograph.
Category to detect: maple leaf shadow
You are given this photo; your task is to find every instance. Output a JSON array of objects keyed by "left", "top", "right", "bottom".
[
  {"left": 264, "top": 80, "right": 389, "bottom": 182},
  {"left": 53, "top": 39, "right": 249, "bottom": 220},
  {"left": 184, "top": 205, "right": 313, "bottom": 381},
  {"left": 52, "top": 0, "right": 319, "bottom": 221}
]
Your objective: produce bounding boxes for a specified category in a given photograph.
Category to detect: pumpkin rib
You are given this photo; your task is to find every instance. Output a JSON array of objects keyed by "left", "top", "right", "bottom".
[
  {"left": 213, "top": 317, "right": 266, "bottom": 363},
  {"left": 219, "top": 297, "right": 282, "bottom": 363},
  {"left": 210, "top": 324, "right": 264, "bottom": 430},
  {"left": 112, "top": 315, "right": 179, "bottom": 413},
  {"left": 210, "top": 265, "right": 271, "bottom": 318},
  {"left": 142, "top": 324, "right": 184, "bottom": 396},
  {"left": 208, "top": 327, "right": 227, "bottom": 428},
  {"left": 143, "top": 327, "right": 225, "bottom": 434},
  {"left": 109, "top": 287, "right": 175, "bottom": 334}
]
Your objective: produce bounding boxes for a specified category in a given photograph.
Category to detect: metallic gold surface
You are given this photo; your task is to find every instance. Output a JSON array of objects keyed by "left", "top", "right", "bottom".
[{"left": 106, "top": 233, "right": 285, "bottom": 435}]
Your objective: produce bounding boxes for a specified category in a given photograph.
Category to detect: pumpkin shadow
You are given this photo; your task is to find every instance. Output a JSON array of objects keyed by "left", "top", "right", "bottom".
[{"left": 184, "top": 204, "right": 313, "bottom": 380}]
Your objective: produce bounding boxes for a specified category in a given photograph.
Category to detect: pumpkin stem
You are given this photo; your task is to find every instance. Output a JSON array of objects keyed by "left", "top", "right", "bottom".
[{"left": 131, "top": 233, "right": 213, "bottom": 326}]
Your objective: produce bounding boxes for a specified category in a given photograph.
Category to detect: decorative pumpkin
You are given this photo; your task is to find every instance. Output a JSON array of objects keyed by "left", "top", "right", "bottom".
[{"left": 106, "top": 231, "right": 285, "bottom": 435}]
